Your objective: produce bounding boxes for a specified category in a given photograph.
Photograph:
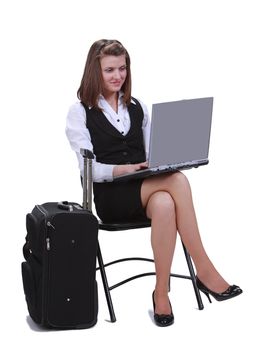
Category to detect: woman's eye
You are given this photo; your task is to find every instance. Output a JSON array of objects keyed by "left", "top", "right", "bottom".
[{"left": 104, "top": 66, "right": 126, "bottom": 73}]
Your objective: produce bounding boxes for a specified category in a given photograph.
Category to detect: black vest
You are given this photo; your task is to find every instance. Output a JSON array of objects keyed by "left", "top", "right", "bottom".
[{"left": 82, "top": 98, "right": 146, "bottom": 165}]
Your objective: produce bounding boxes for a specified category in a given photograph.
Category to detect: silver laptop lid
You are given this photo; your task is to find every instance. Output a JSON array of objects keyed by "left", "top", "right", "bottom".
[{"left": 148, "top": 97, "right": 213, "bottom": 168}]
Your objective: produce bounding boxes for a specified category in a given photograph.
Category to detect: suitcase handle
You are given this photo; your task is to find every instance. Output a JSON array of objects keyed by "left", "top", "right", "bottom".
[
  {"left": 57, "top": 201, "right": 73, "bottom": 211},
  {"left": 80, "top": 148, "right": 94, "bottom": 211}
]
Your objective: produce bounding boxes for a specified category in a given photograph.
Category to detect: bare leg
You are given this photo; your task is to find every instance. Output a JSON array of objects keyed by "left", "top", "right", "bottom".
[
  {"left": 141, "top": 172, "right": 229, "bottom": 313},
  {"left": 146, "top": 191, "right": 177, "bottom": 314}
]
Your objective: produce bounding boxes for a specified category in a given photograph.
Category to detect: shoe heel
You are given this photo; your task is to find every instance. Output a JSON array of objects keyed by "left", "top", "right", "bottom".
[{"left": 201, "top": 290, "right": 212, "bottom": 303}]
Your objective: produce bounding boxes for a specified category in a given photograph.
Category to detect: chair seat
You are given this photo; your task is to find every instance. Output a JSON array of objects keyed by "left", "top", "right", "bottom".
[{"left": 99, "top": 219, "right": 151, "bottom": 231}]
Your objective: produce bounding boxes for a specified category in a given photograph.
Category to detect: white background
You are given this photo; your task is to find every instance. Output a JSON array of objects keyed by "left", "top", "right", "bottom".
[{"left": 0, "top": 0, "right": 259, "bottom": 349}]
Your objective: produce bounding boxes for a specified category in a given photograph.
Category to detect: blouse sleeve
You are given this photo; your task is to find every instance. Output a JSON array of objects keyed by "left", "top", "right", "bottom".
[{"left": 65, "top": 102, "right": 115, "bottom": 182}]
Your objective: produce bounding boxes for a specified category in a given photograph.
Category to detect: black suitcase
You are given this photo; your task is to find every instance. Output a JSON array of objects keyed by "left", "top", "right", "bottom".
[
  {"left": 21, "top": 150, "right": 99, "bottom": 329},
  {"left": 21, "top": 202, "right": 98, "bottom": 329}
]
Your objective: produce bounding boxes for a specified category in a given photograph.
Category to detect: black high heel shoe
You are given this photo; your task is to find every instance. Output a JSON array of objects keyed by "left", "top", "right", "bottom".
[
  {"left": 196, "top": 277, "right": 243, "bottom": 303},
  {"left": 152, "top": 291, "right": 174, "bottom": 327}
]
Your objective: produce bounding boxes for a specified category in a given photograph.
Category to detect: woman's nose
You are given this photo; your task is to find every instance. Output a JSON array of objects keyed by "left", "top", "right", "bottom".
[{"left": 113, "top": 69, "right": 121, "bottom": 79}]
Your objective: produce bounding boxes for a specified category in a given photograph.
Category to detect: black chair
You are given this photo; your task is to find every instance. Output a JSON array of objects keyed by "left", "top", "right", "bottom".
[{"left": 80, "top": 149, "right": 204, "bottom": 323}]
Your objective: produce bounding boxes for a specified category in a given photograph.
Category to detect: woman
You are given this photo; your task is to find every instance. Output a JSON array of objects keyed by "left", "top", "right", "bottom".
[{"left": 66, "top": 39, "right": 242, "bottom": 327}]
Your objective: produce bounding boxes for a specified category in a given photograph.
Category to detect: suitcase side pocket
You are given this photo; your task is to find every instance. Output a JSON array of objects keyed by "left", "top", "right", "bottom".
[
  {"left": 21, "top": 256, "right": 42, "bottom": 324},
  {"left": 21, "top": 261, "right": 36, "bottom": 308}
]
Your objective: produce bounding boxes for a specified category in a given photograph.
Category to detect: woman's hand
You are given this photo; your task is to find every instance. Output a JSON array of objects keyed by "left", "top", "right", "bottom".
[{"left": 113, "top": 161, "right": 148, "bottom": 177}]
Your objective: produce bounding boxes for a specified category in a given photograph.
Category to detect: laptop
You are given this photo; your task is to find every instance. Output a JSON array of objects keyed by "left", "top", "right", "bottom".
[{"left": 113, "top": 97, "right": 213, "bottom": 182}]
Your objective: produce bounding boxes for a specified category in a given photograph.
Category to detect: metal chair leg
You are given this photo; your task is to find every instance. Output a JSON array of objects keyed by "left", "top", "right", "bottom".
[
  {"left": 97, "top": 243, "right": 116, "bottom": 322},
  {"left": 182, "top": 242, "right": 204, "bottom": 310},
  {"left": 97, "top": 239, "right": 204, "bottom": 321}
]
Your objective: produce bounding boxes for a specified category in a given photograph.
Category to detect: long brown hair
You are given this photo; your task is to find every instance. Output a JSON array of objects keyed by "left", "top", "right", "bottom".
[{"left": 77, "top": 39, "right": 132, "bottom": 109}]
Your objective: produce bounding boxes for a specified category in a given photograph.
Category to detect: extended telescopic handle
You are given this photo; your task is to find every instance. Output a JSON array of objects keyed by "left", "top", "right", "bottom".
[{"left": 80, "top": 148, "right": 94, "bottom": 211}]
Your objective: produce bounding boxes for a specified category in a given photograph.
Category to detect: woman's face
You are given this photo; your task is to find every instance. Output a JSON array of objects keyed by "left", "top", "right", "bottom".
[{"left": 100, "top": 54, "right": 127, "bottom": 97}]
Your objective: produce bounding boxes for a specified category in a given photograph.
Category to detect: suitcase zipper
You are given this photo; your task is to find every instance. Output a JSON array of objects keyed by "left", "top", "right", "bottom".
[
  {"left": 35, "top": 204, "right": 56, "bottom": 324},
  {"left": 46, "top": 222, "right": 55, "bottom": 250},
  {"left": 47, "top": 221, "right": 55, "bottom": 229},
  {"left": 46, "top": 237, "right": 51, "bottom": 251},
  {"left": 37, "top": 205, "right": 55, "bottom": 251}
]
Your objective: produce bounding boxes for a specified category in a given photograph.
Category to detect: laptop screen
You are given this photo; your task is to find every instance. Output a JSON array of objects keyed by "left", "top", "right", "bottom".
[{"left": 148, "top": 97, "right": 213, "bottom": 168}]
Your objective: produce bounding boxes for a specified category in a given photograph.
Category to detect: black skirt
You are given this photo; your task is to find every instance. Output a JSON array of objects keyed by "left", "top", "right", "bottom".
[{"left": 93, "top": 179, "right": 148, "bottom": 223}]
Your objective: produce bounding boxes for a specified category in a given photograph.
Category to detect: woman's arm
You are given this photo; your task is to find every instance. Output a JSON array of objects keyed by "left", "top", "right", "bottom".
[
  {"left": 65, "top": 102, "right": 115, "bottom": 182},
  {"left": 113, "top": 161, "right": 148, "bottom": 177}
]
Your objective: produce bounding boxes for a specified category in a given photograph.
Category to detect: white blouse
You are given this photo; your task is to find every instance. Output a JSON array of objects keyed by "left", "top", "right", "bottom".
[{"left": 65, "top": 94, "right": 151, "bottom": 182}]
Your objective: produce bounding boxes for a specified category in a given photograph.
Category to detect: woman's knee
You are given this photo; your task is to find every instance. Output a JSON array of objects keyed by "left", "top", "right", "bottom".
[
  {"left": 141, "top": 171, "right": 190, "bottom": 208},
  {"left": 146, "top": 191, "right": 175, "bottom": 218},
  {"left": 167, "top": 171, "right": 190, "bottom": 190}
]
